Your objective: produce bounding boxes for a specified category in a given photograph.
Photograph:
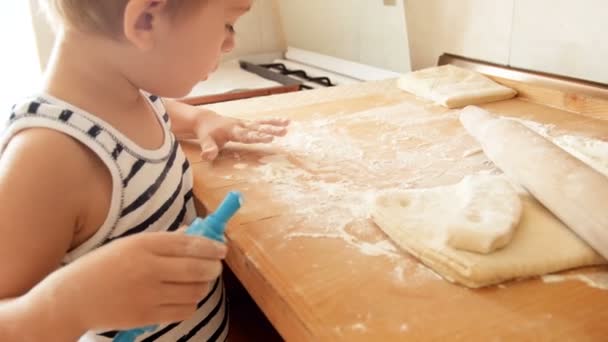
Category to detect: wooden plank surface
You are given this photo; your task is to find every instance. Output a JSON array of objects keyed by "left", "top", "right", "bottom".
[
  {"left": 183, "top": 79, "right": 608, "bottom": 341},
  {"left": 492, "top": 76, "right": 608, "bottom": 120}
]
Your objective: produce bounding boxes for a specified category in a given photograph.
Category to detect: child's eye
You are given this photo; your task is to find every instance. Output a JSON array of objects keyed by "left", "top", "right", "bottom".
[{"left": 225, "top": 24, "right": 235, "bottom": 34}]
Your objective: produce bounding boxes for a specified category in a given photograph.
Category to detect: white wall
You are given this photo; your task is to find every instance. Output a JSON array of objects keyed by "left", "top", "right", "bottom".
[
  {"left": 510, "top": 0, "right": 608, "bottom": 84},
  {"left": 405, "top": 0, "right": 514, "bottom": 70},
  {"left": 405, "top": 0, "right": 607, "bottom": 84},
  {"left": 222, "top": 0, "right": 285, "bottom": 61},
  {"left": 1, "top": 2, "right": 42, "bottom": 113},
  {"left": 29, "top": 0, "right": 55, "bottom": 71},
  {"left": 277, "top": 0, "right": 412, "bottom": 73}
]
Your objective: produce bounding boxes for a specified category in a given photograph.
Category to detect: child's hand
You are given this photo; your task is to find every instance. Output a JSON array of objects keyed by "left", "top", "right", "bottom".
[
  {"left": 196, "top": 113, "right": 290, "bottom": 161},
  {"left": 28, "top": 230, "right": 227, "bottom": 333}
]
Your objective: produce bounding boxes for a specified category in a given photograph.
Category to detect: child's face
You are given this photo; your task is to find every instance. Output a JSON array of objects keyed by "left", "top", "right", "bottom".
[{"left": 120, "top": 0, "right": 252, "bottom": 98}]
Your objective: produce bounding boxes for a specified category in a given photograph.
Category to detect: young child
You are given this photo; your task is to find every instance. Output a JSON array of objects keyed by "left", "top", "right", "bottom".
[{"left": 0, "top": 0, "right": 288, "bottom": 341}]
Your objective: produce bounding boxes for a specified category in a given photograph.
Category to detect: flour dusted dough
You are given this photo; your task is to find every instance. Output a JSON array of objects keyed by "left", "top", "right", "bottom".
[
  {"left": 397, "top": 65, "right": 517, "bottom": 108},
  {"left": 372, "top": 177, "right": 606, "bottom": 288},
  {"left": 374, "top": 176, "right": 521, "bottom": 254}
]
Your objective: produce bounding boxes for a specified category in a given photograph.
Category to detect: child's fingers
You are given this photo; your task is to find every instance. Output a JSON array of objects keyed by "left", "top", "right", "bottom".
[
  {"left": 159, "top": 257, "right": 223, "bottom": 284},
  {"left": 255, "top": 118, "right": 290, "bottom": 127},
  {"left": 181, "top": 237, "right": 227, "bottom": 259},
  {"left": 199, "top": 135, "right": 219, "bottom": 161},
  {"left": 244, "top": 122, "right": 288, "bottom": 136},
  {"left": 231, "top": 125, "right": 274, "bottom": 144},
  {"left": 143, "top": 232, "right": 227, "bottom": 259}
]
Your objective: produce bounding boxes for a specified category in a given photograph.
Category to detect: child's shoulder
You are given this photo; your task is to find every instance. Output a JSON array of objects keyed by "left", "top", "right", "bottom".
[
  {"left": 5, "top": 96, "right": 115, "bottom": 162},
  {"left": 2, "top": 124, "right": 103, "bottom": 192},
  {"left": 5, "top": 97, "right": 92, "bottom": 157},
  {"left": 2, "top": 98, "right": 108, "bottom": 199}
]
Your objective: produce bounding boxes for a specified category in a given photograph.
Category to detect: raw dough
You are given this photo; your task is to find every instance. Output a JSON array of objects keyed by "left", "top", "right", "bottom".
[
  {"left": 372, "top": 124, "right": 608, "bottom": 287},
  {"left": 373, "top": 176, "right": 522, "bottom": 254},
  {"left": 372, "top": 192, "right": 606, "bottom": 288},
  {"left": 397, "top": 65, "right": 517, "bottom": 108}
]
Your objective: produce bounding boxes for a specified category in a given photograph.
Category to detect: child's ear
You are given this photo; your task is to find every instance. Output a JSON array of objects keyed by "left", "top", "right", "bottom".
[{"left": 123, "top": 0, "right": 168, "bottom": 50}]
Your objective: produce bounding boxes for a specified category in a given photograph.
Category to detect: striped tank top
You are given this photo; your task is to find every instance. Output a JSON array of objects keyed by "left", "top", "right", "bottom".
[{"left": 1, "top": 93, "right": 228, "bottom": 341}]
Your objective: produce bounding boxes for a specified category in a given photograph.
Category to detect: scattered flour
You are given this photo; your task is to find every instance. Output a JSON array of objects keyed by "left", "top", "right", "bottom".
[
  {"left": 393, "top": 264, "right": 406, "bottom": 283},
  {"left": 553, "top": 135, "right": 608, "bottom": 176},
  {"left": 515, "top": 118, "right": 608, "bottom": 176},
  {"left": 230, "top": 104, "right": 608, "bottom": 290},
  {"left": 390, "top": 262, "right": 441, "bottom": 285},
  {"left": 462, "top": 147, "right": 483, "bottom": 158},
  {"left": 542, "top": 272, "right": 608, "bottom": 291},
  {"left": 286, "top": 231, "right": 400, "bottom": 258},
  {"left": 233, "top": 163, "right": 248, "bottom": 170},
  {"left": 349, "top": 323, "right": 368, "bottom": 332},
  {"left": 238, "top": 103, "right": 479, "bottom": 259}
]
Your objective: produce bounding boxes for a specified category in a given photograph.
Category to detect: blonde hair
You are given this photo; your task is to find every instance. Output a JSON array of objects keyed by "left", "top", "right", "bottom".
[{"left": 40, "top": 0, "right": 202, "bottom": 36}]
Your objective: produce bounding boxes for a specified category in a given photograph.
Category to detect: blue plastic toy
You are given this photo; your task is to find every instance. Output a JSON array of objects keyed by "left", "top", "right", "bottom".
[{"left": 113, "top": 191, "right": 243, "bottom": 342}]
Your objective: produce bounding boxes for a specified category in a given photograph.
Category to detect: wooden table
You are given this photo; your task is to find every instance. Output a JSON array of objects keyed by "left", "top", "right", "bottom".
[{"left": 182, "top": 69, "right": 608, "bottom": 341}]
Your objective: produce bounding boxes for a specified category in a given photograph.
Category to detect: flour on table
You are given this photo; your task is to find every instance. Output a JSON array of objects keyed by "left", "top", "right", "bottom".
[
  {"left": 365, "top": 115, "right": 605, "bottom": 288},
  {"left": 462, "top": 147, "right": 483, "bottom": 158},
  {"left": 235, "top": 102, "right": 607, "bottom": 288},
  {"left": 242, "top": 103, "right": 470, "bottom": 259},
  {"left": 542, "top": 272, "right": 608, "bottom": 291},
  {"left": 233, "top": 163, "right": 248, "bottom": 170},
  {"left": 552, "top": 135, "right": 608, "bottom": 176},
  {"left": 514, "top": 118, "right": 608, "bottom": 177}
]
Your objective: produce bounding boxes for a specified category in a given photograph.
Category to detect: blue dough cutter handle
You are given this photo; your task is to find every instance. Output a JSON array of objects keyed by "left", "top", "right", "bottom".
[
  {"left": 185, "top": 191, "right": 243, "bottom": 242},
  {"left": 113, "top": 191, "right": 243, "bottom": 342}
]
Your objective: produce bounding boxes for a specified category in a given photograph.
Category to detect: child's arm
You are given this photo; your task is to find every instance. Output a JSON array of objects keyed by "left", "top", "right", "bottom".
[
  {"left": 0, "top": 232, "right": 228, "bottom": 341},
  {"left": 163, "top": 99, "right": 289, "bottom": 160},
  {"left": 0, "top": 297, "right": 82, "bottom": 341},
  {"left": 0, "top": 129, "right": 96, "bottom": 340},
  {"left": 0, "top": 129, "right": 227, "bottom": 340}
]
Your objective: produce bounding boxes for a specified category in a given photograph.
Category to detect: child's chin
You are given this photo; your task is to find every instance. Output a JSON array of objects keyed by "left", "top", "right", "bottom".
[
  {"left": 199, "top": 71, "right": 212, "bottom": 81},
  {"left": 154, "top": 77, "right": 208, "bottom": 98},
  {"left": 154, "top": 88, "right": 191, "bottom": 99}
]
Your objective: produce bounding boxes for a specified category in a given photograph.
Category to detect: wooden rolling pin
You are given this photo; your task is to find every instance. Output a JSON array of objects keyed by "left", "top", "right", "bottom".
[{"left": 460, "top": 106, "right": 608, "bottom": 260}]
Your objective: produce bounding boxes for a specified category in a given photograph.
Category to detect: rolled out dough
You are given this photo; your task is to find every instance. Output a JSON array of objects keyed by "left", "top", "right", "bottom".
[
  {"left": 372, "top": 178, "right": 606, "bottom": 288},
  {"left": 397, "top": 65, "right": 517, "bottom": 108},
  {"left": 374, "top": 176, "right": 522, "bottom": 254}
]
